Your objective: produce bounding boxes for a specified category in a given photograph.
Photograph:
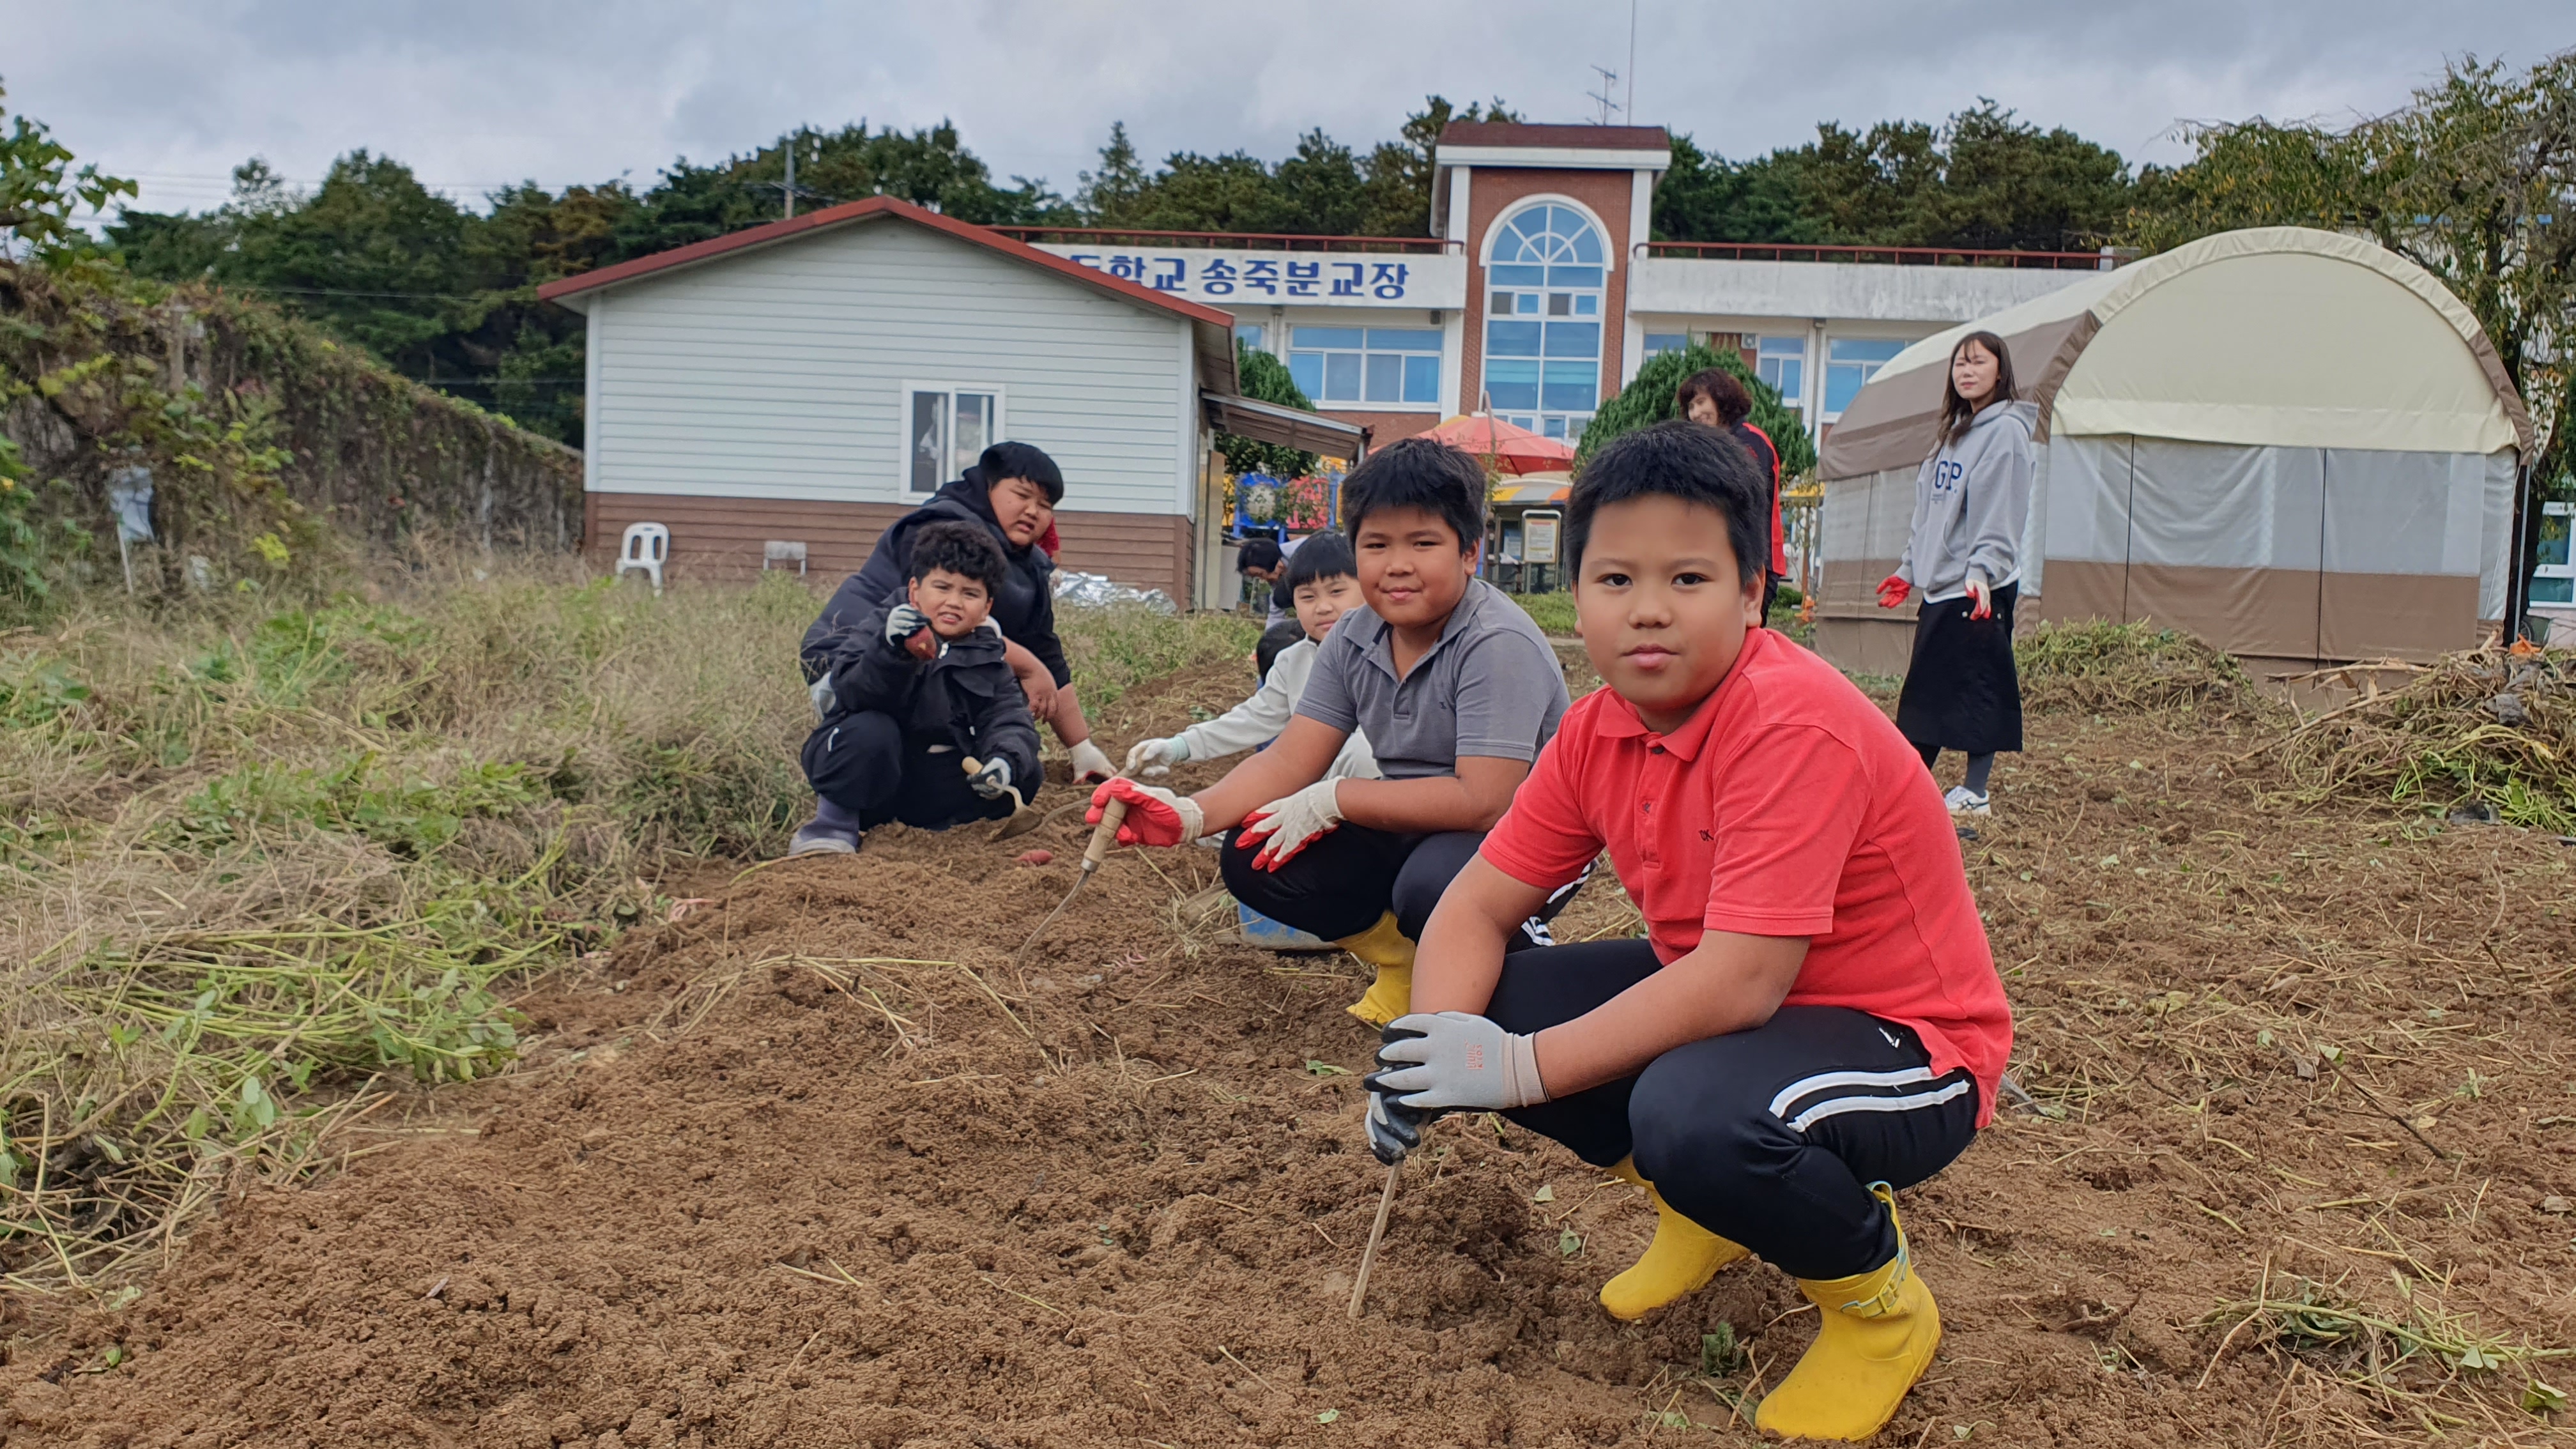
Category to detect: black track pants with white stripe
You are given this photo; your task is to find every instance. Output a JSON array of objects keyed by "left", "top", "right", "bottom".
[{"left": 1485, "top": 939, "right": 1979, "bottom": 1281}]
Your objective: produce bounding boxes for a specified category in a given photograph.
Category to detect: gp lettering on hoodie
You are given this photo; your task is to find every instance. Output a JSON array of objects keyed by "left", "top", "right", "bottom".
[{"left": 1931, "top": 458, "right": 1965, "bottom": 495}]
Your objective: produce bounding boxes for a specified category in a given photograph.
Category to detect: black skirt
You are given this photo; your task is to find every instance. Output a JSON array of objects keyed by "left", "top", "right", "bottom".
[{"left": 1896, "top": 581, "right": 2023, "bottom": 755}]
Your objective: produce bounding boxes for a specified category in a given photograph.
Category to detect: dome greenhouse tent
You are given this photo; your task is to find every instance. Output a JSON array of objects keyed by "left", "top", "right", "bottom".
[{"left": 1812, "top": 227, "right": 2534, "bottom": 677}]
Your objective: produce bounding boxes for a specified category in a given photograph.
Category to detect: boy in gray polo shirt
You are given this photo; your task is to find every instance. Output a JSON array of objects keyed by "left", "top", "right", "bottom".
[{"left": 1089, "top": 438, "right": 1572, "bottom": 1026}]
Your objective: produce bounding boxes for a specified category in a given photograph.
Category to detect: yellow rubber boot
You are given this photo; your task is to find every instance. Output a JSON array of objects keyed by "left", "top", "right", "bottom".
[
  {"left": 1597, "top": 1157, "right": 1749, "bottom": 1321},
  {"left": 1756, "top": 1185, "right": 1941, "bottom": 1442},
  {"left": 1335, "top": 913, "right": 1415, "bottom": 1027}
]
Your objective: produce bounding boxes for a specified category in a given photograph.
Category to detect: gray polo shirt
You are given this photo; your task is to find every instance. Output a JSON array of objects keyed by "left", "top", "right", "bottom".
[{"left": 1295, "top": 578, "right": 1568, "bottom": 779}]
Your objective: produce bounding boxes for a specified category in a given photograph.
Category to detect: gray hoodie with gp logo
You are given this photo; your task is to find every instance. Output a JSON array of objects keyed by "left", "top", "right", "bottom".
[{"left": 1897, "top": 399, "right": 2038, "bottom": 604}]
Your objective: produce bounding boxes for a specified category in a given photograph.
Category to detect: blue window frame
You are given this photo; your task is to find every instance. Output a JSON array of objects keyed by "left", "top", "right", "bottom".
[
  {"left": 1825, "top": 337, "right": 1908, "bottom": 415},
  {"left": 1288, "top": 325, "right": 1441, "bottom": 406},
  {"left": 1757, "top": 335, "right": 1805, "bottom": 411},
  {"left": 1483, "top": 203, "right": 1606, "bottom": 438}
]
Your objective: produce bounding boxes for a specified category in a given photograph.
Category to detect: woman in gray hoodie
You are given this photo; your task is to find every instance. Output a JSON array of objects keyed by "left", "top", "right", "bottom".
[{"left": 1877, "top": 331, "right": 2035, "bottom": 815}]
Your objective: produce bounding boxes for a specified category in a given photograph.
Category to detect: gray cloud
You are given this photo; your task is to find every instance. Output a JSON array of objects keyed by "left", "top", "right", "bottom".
[{"left": 13, "top": 0, "right": 2567, "bottom": 216}]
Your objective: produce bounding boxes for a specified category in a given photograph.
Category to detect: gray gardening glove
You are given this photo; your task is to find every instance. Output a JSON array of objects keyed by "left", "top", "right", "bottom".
[
  {"left": 884, "top": 602, "right": 930, "bottom": 648},
  {"left": 808, "top": 673, "right": 838, "bottom": 723},
  {"left": 1367, "top": 1011, "right": 1548, "bottom": 1112},
  {"left": 968, "top": 756, "right": 1014, "bottom": 801}
]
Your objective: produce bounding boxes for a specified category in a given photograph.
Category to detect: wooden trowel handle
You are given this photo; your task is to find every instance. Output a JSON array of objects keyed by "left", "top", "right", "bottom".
[{"left": 1083, "top": 799, "right": 1130, "bottom": 869}]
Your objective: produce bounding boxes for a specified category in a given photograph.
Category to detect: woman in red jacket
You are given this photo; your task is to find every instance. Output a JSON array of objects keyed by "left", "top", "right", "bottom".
[{"left": 1678, "top": 369, "right": 1786, "bottom": 621}]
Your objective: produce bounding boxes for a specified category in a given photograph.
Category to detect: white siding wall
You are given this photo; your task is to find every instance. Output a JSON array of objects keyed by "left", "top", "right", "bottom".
[{"left": 589, "top": 220, "right": 1192, "bottom": 516}]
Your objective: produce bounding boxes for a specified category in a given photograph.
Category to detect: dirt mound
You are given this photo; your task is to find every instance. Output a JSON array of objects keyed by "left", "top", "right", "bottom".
[{"left": 7, "top": 674, "right": 2576, "bottom": 1446}]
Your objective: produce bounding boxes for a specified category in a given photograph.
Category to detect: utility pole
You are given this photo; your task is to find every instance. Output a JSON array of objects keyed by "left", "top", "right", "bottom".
[
  {"left": 1627, "top": 0, "right": 1639, "bottom": 124},
  {"left": 783, "top": 128, "right": 797, "bottom": 220}
]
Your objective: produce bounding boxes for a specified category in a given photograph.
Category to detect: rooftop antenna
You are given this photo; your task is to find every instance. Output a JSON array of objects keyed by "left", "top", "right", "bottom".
[{"left": 1586, "top": 65, "right": 1623, "bottom": 126}]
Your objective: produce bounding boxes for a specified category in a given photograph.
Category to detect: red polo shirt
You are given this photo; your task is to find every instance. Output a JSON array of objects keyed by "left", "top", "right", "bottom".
[{"left": 1481, "top": 627, "right": 2012, "bottom": 1125}]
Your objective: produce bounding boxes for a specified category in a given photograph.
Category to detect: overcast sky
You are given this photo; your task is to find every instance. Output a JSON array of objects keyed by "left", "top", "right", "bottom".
[{"left": 15, "top": 0, "right": 2569, "bottom": 218}]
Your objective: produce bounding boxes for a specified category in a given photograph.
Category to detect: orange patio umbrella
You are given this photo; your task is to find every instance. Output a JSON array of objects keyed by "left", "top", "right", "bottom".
[{"left": 1423, "top": 413, "right": 1577, "bottom": 476}]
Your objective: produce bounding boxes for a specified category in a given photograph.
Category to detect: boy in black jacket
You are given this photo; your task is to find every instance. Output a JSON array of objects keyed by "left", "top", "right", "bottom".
[{"left": 791, "top": 521, "right": 1042, "bottom": 855}]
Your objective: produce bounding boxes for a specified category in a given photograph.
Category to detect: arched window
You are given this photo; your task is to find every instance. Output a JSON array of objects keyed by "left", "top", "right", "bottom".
[{"left": 1482, "top": 203, "right": 1606, "bottom": 441}]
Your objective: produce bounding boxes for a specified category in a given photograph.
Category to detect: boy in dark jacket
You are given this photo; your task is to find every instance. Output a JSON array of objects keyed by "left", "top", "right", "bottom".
[
  {"left": 798, "top": 441, "right": 1112, "bottom": 781},
  {"left": 791, "top": 521, "right": 1042, "bottom": 855}
]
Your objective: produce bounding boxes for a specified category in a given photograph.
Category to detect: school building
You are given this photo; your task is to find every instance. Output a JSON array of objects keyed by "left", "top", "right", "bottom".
[{"left": 544, "top": 121, "right": 2118, "bottom": 606}]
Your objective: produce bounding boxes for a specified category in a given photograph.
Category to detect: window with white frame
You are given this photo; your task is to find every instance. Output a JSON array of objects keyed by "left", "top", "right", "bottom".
[
  {"left": 2534, "top": 502, "right": 2575, "bottom": 605},
  {"left": 1287, "top": 326, "right": 1441, "bottom": 407},
  {"left": 905, "top": 385, "right": 1002, "bottom": 496},
  {"left": 1643, "top": 332, "right": 1690, "bottom": 359},
  {"left": 1234, "top": 321, "right": 1267, "bottom": 353},
  {"left": 1756, "top": 336, "right": 1806, "bottom": 413},
  {"left": 1483, "top": 203, "right": 1606, "bottom": 441},
  {"left": 1823, "top": 338, "right": 1907, "bottom": 417}
]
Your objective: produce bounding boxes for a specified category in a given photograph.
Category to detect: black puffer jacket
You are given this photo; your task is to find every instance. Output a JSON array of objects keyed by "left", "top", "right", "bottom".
[
  {"left": 801, "top": 470, "right": 1070, "bottom": 687},
  {"left": 818, "top": 602, "right": 1041, "bottom": 793}
]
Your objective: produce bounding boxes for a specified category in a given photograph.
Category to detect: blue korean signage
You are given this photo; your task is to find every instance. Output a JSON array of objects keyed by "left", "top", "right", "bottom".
[{"left": 1032, "top": 245, "right": 1467, "bottom": 311}]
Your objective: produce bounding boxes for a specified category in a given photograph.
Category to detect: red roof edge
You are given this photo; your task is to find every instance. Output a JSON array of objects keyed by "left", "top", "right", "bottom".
[{"left": 533, "top": 195, "right": 1235, "bottom": 328}]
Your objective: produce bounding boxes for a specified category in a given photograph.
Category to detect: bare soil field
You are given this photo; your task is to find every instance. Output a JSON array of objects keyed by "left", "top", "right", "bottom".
[{"left": 6, "top": 656, "right": 2576, "bottom": 1447}]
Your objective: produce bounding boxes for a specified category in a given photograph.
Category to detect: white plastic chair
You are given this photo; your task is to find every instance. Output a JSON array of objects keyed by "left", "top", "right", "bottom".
[{"left": 617, "top": 522, "right": 668, "bottom": 595}]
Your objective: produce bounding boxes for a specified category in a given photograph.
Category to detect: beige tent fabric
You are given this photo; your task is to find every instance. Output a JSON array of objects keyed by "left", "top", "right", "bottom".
[{"left": 1817, "top": 227, "right": 2533, "bottom": 481}]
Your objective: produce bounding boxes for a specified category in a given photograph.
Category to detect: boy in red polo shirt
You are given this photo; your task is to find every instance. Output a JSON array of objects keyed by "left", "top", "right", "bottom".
[{"left": 1363, "top": 420, "right": 2011, "bottom": 1443}]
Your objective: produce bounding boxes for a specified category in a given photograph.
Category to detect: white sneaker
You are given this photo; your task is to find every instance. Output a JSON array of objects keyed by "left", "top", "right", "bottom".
[{"left": 1943, "top": 786, "right": 1991, "bottom": 816}]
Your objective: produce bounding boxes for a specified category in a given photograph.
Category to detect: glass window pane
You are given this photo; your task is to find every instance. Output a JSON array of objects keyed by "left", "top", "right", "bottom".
[
  {"left": 1292, "top": 326, "right": 1366, "bottom": 350},
  {"left": 1364, "top": 353, "right": 1402, "bottom": 403},
  {"left": 1541, "top": 417, "right": 1566, "bottom": 440},
  {"left": 1542, "top": 360, "right": 1598, "bottom": 411},
  {"left": 1543, "top": 321, "right": 1601, "bottom": 358},
  {"left": 953, "top": 393, "right": 992, "bottom": 474},
  {"left": 1485, "top": 320, "right": 1542, "bottom": 356},
  {"left": 1324, "top": 351, "right": 1362, "bottom": 401},
  {"left": 1489, "top": 263, "right": 1547, "bottom": 288},
  {"left": 1825, "top": 364, "right": 1866, "bottom": 414},
  {"left": 1644, "top": 333, "right": 1689, "bottom": 356},
  {"left": 1570, "top": 229, "right": 1603, "bottom": 264},
  {"left": 1547, "top": 293, "right": 1572, "bottom": 317},
  {"left": 910, "top": 390, "right": 947, "bottom": 494},
  {"left": 1289, "top": 351, "right": 1324, "bottom": 399},
  {"left": 2540, "top": 511, "right": 2572, "bottom": 567},
  {"left": 1489, "top": 291, "right": 1515, "bottom": 314},
  {"left": 1234, "top": 323, "right": 1266, "bottom": 351},
  {"left": 1518, "top": 293, "right": 1540, "bottom": 314},
  {"left": 2533, "top": 576, "right": 2575, "bottom": 604},
  {"left": 1403, "top": 353, "right": 1440, "bottom": 404},
  {"left": 1768, "top": 359, "right": 1803, "bottom": 402},
  {"left": 1484, "top": 358, "right": 1540, "bottom": 411},
  {"left": 1574, "top": 295, "right": 1598, "bottom": 316},
  {"left": 1759, "top": 335, "right": 1804, "bottom": 358},
  {"left": 1828, "top": 337, "right": 1908, "bottom": 364},
  {"left": 1365, "top": 329, "right": 1442, "bottom": 352},
  {"left": 1545, "top": 266, "right": 1603, "bottom": 289}
]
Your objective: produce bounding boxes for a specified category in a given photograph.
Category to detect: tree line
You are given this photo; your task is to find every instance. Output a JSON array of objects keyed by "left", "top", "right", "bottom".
[
  {"left": 97, "top": 95, "right": 2151, "bottom": 443},
  {"left": 73, "top": 55, "right": 2572, "bottom": 494}
]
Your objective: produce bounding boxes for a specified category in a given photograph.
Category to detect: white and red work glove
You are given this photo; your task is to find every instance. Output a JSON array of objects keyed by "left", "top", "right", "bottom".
[
  {"left": 1363, "top": 1012, "right": 1549, "bottom": 1164},
  {"left": 1068, "top": 739, "right": 1117, "bottom": 784},
  {"left": 1123, "top": 735, "right": 1188, "bottom": 776},
  {"left": 1085, "top": 776, "right": 1205, "bottom": 847},
  {"left": 1875, "top": 574, "right": 1912, "bottom": 610},
  {"left": 1238, "top": 779, "right": 1344, "bottom": 871},
  {"left": 1965, "top": 575, "right": 1994, "bottom": 620}
]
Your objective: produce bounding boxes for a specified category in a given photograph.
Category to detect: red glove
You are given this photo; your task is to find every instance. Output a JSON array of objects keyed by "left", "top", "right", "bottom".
[
  {"left": 1085, "top": 777, "right": 1204, "bottom": 847},
  {"left": 1965, "top": 576, "right": 1993, "bottom": 620},
  {"left": 1876, "top": 574, "right": 1912, "bottom": 610}
]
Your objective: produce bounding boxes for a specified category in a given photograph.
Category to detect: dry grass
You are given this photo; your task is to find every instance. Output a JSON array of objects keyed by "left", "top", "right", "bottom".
[
  {"left": 0, "top": 550, "right": 1257, "bottom": 1298},
  {"left": 2263, "top": 647, "right": 2576, "bottom": 831},
  {"left": 2015, "top": 618, "right": 2264, "bottom": 717}
]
